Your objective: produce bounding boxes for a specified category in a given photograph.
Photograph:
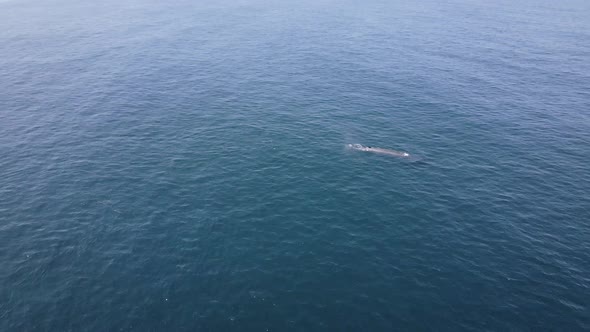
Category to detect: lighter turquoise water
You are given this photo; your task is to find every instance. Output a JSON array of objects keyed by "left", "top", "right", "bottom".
[{"left": 1, "top": 0, "right": 590, "bottom": 330}]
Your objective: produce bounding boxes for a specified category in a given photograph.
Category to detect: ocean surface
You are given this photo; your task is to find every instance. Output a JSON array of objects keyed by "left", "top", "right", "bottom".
[{"left": 1, "top": 0, "right": 590, "bottom": 330}]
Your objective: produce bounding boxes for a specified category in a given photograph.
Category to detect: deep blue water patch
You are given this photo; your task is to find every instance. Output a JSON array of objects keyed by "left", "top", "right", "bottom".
[{"left": 1, "top": 0, "right": 590, "bottom": 330}]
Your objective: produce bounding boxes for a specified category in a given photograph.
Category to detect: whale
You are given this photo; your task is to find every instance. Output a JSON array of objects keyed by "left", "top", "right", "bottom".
[{"left": 347, "top": 144, "right": 411, "bottom": 158}]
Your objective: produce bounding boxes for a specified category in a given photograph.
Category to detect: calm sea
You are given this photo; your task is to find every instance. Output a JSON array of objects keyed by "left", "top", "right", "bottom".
[{"left": 1, "top": 0, "right": 589, "bottom": 330}]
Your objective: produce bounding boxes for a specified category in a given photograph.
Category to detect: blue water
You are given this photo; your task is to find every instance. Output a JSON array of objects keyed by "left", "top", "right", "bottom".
[{"left": 1, "top": 0, "right": 590, "bottom": 330}]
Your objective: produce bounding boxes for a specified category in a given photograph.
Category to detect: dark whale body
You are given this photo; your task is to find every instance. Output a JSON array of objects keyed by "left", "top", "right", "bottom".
[{"left": 347, "top": 144, "right": 411, "bottom": 158}]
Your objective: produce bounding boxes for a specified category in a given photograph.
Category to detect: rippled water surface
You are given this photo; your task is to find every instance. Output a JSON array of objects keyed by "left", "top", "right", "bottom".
[{"left": 1, "top": 0, "right": 590, "bottom": 330}]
